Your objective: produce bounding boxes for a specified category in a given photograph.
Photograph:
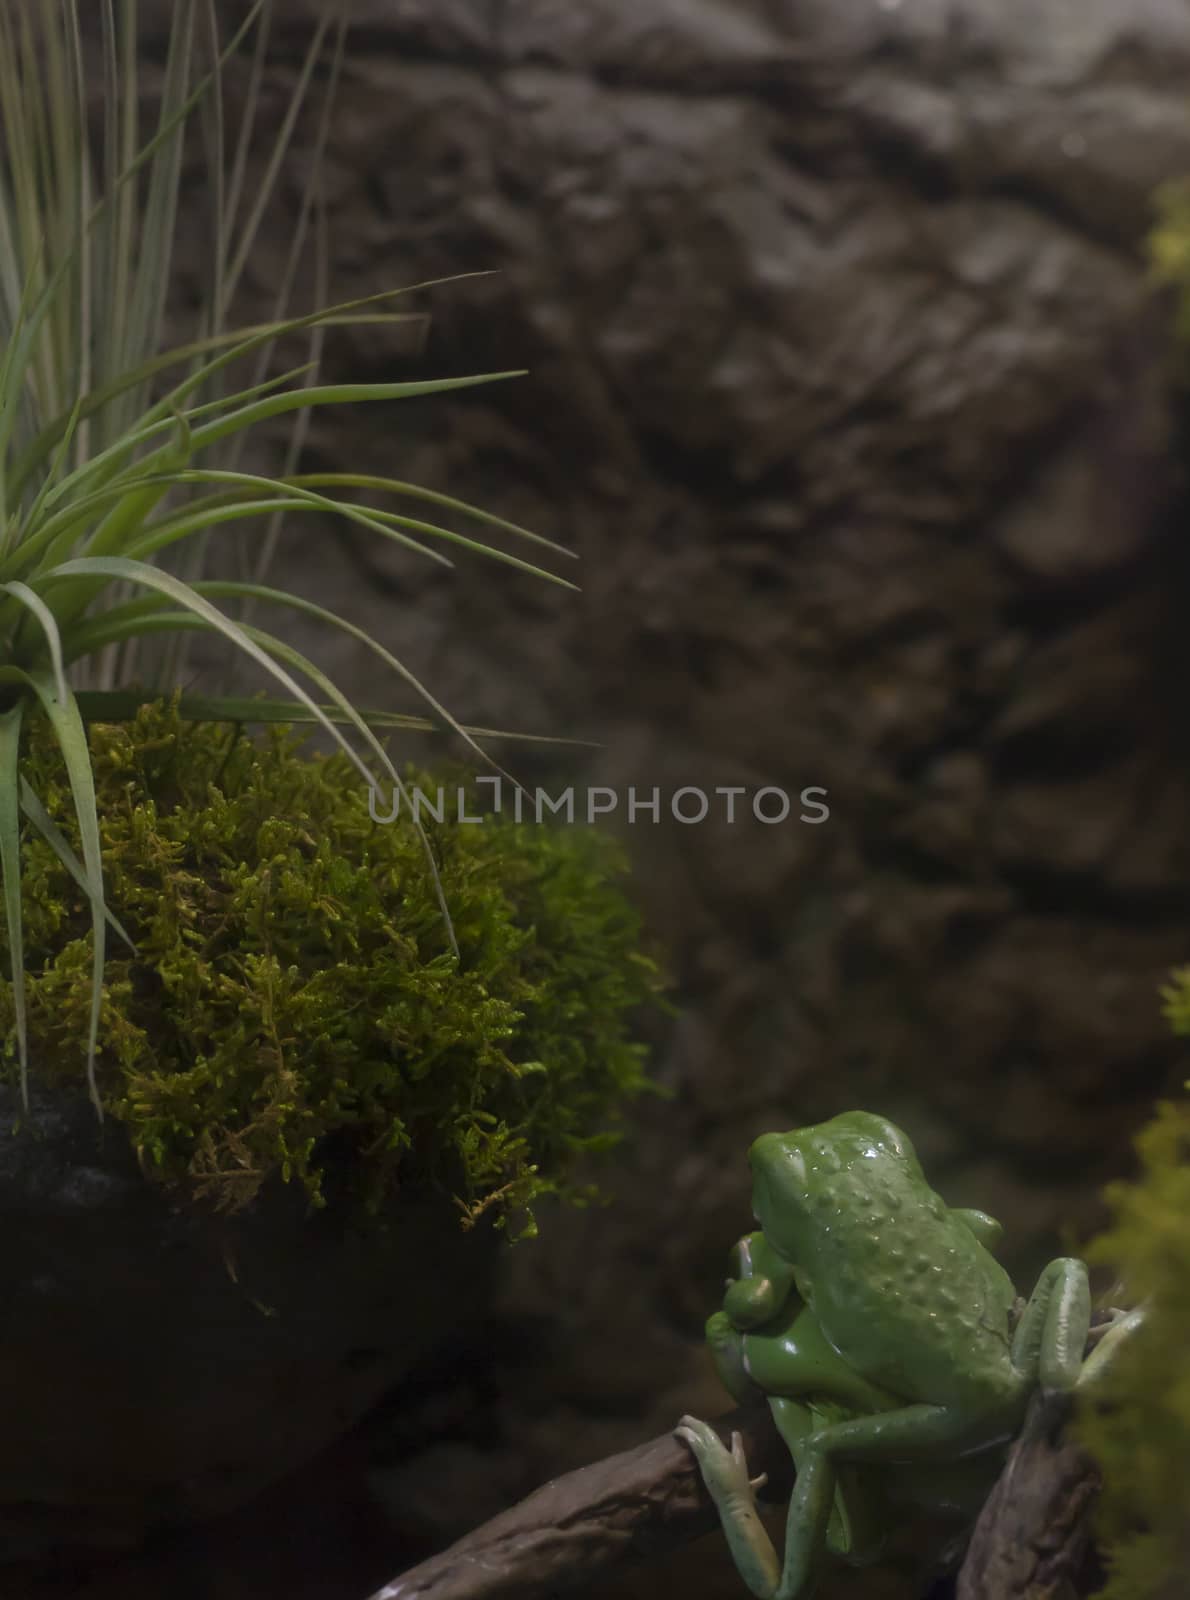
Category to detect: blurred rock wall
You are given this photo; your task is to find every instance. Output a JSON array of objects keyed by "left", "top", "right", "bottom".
[{"left": 136, "top": 1, "right": 1190, "bottom": 1589}]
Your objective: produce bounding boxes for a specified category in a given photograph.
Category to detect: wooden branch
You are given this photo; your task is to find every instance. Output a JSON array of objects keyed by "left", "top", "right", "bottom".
[
  {"left": 957, "top": 1390, "right": 1102, "bottom": 1600},
  {"left": 957, "top": 1312, "right": 1128, "bottom": 1600},
  {"left": 371, "top": 1319, "right": 1122, "bottom": 1600},
  {"left": 366, "top": 1404, "right": 793, "bottom": 1600}
]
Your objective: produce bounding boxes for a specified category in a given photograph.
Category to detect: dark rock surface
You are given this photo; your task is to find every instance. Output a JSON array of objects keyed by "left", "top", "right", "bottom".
[
  {"left": 49, "top": 1, "right": 1190, "bottom": 1594},
  {"left": 0, "top": 1081, "right": 497, "bottom": 1584},
  {"left": 203, "top": 0, "right": 1190, "bottom": 1247}
]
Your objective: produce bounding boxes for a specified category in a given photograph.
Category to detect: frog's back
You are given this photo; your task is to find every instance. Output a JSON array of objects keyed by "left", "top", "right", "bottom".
[{"left": 797, "top": 1157, "right": 1017, "bottom": 1407}]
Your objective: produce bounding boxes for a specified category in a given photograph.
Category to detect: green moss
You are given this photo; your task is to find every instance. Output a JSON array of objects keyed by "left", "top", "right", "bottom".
[
  {"left": 0, "top": 699, "right": 661, "bottom": 1235},
  {"left": 1080, "top": 970, "right": 1190, "bottom": 1598}
]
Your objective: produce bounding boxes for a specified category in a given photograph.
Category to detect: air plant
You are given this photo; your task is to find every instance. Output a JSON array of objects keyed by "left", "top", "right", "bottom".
[{"left": 0, "top": 0, "right": 575, "bottom": 1116}]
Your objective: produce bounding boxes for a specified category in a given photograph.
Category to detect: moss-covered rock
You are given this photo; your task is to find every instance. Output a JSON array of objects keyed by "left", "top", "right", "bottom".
[{"left": 0, "top": 699, "right": 660, "bottom": 1234}]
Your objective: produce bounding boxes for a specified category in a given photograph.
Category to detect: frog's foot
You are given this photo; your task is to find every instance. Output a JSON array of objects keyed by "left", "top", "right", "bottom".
[
  {"left": 1076, "top": 1304, "right": 1147, "bottom": 1393},
  {"left": 1015, "top": 1265, "right": 1148, "bottom": 1398},
  {"left": 676, "top": 1417, "right": 791, "bottom": 1599},
  {"left": 674, "top": 1416, "right": 769, "bottom": 1501},
  {"left": 676, "top": 1416, "right": 831, "bottom": 1600},
  {"left": 707, "top": 1311, "right": 764, "bottom": 1407}
]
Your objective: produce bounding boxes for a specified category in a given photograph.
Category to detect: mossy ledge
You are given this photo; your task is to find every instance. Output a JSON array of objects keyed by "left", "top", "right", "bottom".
[{"left": 0, "top": 700, "right": 660, "bottom": 1234}]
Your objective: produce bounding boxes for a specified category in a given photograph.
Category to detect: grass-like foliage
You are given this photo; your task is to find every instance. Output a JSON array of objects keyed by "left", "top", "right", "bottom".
[
  {"left": 0, "top": 1, "right": 576, "bottom": 1120},
  {"left": 1080, "top": 970, "right": 1190, "bottom": 1598},
  {"left": 0, "top": 700, "right": 660, "bottom": 1236}
]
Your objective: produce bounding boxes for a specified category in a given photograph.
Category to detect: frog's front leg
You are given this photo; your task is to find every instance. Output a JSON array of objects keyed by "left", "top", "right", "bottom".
[
  {"left": 949, "top": 1207, "right": 1003, "bottom": 1252},
  {"left": 674, "top": 1411, "right": 833, "bottom": 1600},
  {"left": 723, "top": 1232, "right": 800, "bottom": 1330},
  {"left": 706, "top": 1311, "right": 764, "bottom": 1408},
  {"left": 1012, "top": 1258, "right": 1148, "bottom": 1392}
]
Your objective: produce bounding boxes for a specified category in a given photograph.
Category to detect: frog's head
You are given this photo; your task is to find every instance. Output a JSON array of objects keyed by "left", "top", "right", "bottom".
[{"left": 747, "top": 1112, "right": 923, "bottom": 1262}]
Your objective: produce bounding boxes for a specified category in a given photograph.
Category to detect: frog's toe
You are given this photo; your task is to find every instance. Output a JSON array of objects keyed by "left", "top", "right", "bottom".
[
  {"left": 674, "top": 1414, "right": 726, "bottom": 1459},
  {"left": 1076, "top": 1305, "right": 1147, "bottom": 1392},
  {"left": 726, "top": 1433, "right": 770, "bottom": 1491},
  {"left": 675, "top": 1413, "right": 717, "bottom": 1441},
  {"left": 730, "top": 1430, "right": 769, "bottom": 1492},
  {"left": 706, "top": 1310, "right": 734, "bottom": 1346},
  {"left": 675, "top": 1417, "right": 756, "bottom": 1503}
]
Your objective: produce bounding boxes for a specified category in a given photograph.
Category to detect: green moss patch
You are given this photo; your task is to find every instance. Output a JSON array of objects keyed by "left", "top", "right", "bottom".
[
  {"left": 0, "top": 700, "right": 660, "bottom": 1234},
  {"left": 1081, "top": 971, "right": 1190, "bottom": 1598}
]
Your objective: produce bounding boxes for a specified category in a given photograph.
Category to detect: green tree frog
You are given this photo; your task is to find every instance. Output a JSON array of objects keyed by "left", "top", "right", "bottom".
[{"left": 675, "top": 1111, "right": 1143, "bottom": 1599}]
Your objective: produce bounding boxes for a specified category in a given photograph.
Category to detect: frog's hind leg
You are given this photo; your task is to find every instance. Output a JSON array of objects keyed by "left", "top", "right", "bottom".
[
  {"left": 770, "top": 1398, "right": 886, "bottom": 1568},
  {"left": 1011, "top": 1257, "right": 1092, "bottom": 1392},
  {"left": 771, "top": 1423, "right": 836, "bottom": 1600}
]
